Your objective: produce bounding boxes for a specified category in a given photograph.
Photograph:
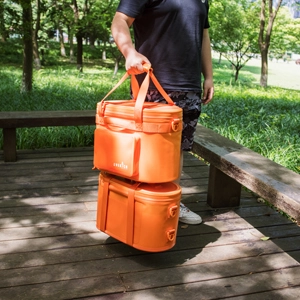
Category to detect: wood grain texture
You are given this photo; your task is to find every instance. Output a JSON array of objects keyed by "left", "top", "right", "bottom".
[
  {"left": 193, "top": 124, "right": 300, "bottom": 222},
  {"left": 0, "top": 148, "right": 299, "bottom": 300}
]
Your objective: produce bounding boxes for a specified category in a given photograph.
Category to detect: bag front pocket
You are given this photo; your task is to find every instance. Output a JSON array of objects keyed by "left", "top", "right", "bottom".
[{"left": 94, "top": 126, "right": 140, "bottom": 178}]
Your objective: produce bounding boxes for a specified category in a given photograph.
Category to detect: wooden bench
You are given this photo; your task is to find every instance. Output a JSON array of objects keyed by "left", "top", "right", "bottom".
[
  {"left": 0, "top": 110, "right": 95, "bottom": 162},
  {"left": 192, "top": 124, "right": 300, "bottom": 223},
  {"left": 1, "top": 111, "right": 299, "bottom": 222}
]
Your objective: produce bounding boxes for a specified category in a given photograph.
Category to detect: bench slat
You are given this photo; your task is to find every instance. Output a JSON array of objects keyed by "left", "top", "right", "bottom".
[
  {"left": 0, "top": 110, "right": 95, "bottom": 128},
  {"left": 193, "top": 124, "right": 300, "bottom": 222},
  {"left": 0, "top": 110, "right": 96, "bottom": 162}
]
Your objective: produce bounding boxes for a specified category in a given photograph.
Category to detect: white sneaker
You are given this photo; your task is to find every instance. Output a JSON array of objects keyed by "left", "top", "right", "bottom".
[{"left": 179, "top": 203, "right": 202, "bottom": 225}]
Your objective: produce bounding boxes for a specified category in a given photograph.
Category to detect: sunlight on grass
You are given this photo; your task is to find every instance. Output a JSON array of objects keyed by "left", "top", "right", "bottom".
[{"left": 1, "top": 53, "right": 299, "bottom": 174}]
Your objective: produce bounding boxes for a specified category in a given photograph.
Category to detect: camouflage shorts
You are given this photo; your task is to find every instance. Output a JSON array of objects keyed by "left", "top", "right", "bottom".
[{"left": 146, "top": 90, "right": 202, "bottom": 151}]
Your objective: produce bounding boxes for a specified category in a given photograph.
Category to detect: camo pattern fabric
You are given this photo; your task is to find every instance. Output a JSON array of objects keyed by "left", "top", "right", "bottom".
[{"left": 146, "top": 90, "right": 202, "bottom": 151}]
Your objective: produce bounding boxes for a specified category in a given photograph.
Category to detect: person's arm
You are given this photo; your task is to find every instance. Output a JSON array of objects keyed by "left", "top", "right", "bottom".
[
  {"left": 111, "top": 12, "right": 151, "bottom": 74},
  {"left": 201, "top": 29, "right": 214, "bottom": 104}
]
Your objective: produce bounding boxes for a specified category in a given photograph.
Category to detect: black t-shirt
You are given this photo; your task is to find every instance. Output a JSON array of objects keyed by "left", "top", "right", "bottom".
[{"left": 117, "top": 0, "right": 210, "bottom": 91}]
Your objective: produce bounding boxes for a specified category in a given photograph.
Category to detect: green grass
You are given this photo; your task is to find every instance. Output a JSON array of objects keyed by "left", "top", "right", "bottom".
[{"left": 0, "top": 41, "right": 300, "bottom": 174}]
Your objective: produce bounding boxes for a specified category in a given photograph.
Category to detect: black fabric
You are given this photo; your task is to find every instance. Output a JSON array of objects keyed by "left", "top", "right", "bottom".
[{"left": 117, "top": 0, "right": 210, "bottom": 91}]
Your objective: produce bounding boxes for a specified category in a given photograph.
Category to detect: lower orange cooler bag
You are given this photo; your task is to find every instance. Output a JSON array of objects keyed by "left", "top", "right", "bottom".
[
  {"left": 96, "top": 172, "right": 181, "bottom": 252},
  {"left": 93, "top": 66, "right": 183, "bottom": 183}
]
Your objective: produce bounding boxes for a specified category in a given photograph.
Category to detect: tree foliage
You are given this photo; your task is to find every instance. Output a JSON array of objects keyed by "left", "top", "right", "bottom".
[
  {"left": 209, "top": 0, "right": 260, "bottom": 81},
  {"left": 1, "top": 0, "right": 299, "bottom": 91},
  {"left": 1, "top": 0, "right": 119, "bottom": 92}
]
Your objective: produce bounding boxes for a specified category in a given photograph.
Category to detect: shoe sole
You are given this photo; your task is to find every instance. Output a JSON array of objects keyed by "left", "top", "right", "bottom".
[{"left": 179, "top": 218, "right": 202, "bottom": 225}]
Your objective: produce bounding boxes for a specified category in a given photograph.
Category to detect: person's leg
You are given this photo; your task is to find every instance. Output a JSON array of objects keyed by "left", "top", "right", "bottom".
[
  {"left": 175, "top": 150, "right": 202, "bottom": 224},
  {"left": 146, "top": 90, "right": 202, "bottom": 225},
  {"left": 173, "top": 150, "right": 183, "bottom": 185}
]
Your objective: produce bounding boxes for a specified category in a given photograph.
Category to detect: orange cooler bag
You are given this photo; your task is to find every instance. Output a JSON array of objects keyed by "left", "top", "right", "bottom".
[
  {"left": 97, "top": 172, "right": 181, "bottom": 252},
  {"left": 94, "top": 66, "right": 182, "bottom": 183}
]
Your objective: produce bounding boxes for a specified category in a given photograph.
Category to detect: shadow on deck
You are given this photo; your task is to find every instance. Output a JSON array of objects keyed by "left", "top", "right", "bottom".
[{"left": 0, "top": 147, "right": 299, "bottom": 300}]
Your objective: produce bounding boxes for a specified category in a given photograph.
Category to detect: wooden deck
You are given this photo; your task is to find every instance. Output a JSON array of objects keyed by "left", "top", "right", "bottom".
[{"left": 0, "top": 147, "right": 300, "bottom": 300}]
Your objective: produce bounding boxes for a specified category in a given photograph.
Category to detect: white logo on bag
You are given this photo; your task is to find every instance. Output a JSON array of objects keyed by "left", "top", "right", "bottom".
[{"left": 113, "top": 161, "right": 128, "bottom": 169}]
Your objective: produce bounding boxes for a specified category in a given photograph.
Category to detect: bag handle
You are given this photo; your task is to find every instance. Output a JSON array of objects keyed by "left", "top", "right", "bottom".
[
  {"left": 130, "top": 64, "right": 174, "bottom": 105},
  {"left": 100, "top": 65, "right": 175, "bottom": 124}
]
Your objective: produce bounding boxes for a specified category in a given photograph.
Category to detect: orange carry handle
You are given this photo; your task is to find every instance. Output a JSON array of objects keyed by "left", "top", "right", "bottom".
[
  {"left": 168, "top": 205, "right": 178, "bottom": 218},
  {"left": 100, "top": 65, "right": 175, "bottom": 125},
  {"left": 166, "top": 229, "right": 176, "bottom": 242}
]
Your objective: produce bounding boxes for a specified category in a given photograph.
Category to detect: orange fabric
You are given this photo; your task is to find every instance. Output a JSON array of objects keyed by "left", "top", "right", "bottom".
[
  {"left": 94, "top": 67, "right": 183, "bottom": 183},
  {"left": 96, "top": 173, "right": 181, "bottom": 252}
]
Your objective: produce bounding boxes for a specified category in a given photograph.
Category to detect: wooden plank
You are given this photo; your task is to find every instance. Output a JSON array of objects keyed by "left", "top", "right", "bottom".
[
  {"left": 121, "top": 252, "right": 300, "bottom": 291},
  {"left": 0, "top": 239, "right": 299, "bottom": 288},
  {"left": 1, "top": 223, "right": 300, "bottom": 268},
  {"left": 14, "top": 149, "right": 94, "bottom": 160},
  {"left": 0, "top": 165, "right": 94, "bottom": 177},
  {"left": 0, "top": 222, "right": 297, "bottom": 256},
  {"left": 0, "top": 185, "right": 89, "bottom": 200},
  {"left": 1, "top": 149, "right": 300, "bottom": 300},
  {"left": 0, "top": 211, "right": 294, "bottom": 242},
  {"left": 0, "top": 202, "right": 276, "bottom": 230},
  {"left": 225, "top": 287, "right": 300, "bottom": 300},
  {"left": 0, "top": 202, "right": 93, "bottom": 218},
  {"left": 0, "top": 169, "right": 98, "bottom": 185},
  {"left": 0, "top": 192, "right": 98, "bottom": 208},
  {"left": 0, "top": 231, "right": 111, "bottom": 255},
  {"left": 192, "top": 124, "right": 300, "bottom": 222},
  {"left": 179, "top": 178, "right": 209, "bottom": 187},
  {"left": 81, "top": 267, "right": 300, "bottom": 300},
  {"left": 0, "top": 176, "right": 98, "bottom": 192},
  {"left": 0, "top": 110, "right": 95, "bottom": 128},
  {"left": 0, "top": 274, "right": 124, "bottom": 300},
  {"left": 0, "top": 243, "right": 113, "bottom": 270}
]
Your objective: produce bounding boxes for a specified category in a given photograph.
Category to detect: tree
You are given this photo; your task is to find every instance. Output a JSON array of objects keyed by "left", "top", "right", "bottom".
[
  {"left": 0, "top": 1, "right": 8, "bottom": 41},
  {"left": 32, "top": 0, "right": 42, "bottom": 69},
  {"left": 258, "top": 0, "right": 283, "bottom": 87},
  {"left": 209, "top": 0, "right": 260, "bottom": 81},
  {"left": 72, "top": 0, "right": 117, "bottom": 71},
  {"left": 285, "top": 16, "right": 300, "bottom": 56},
  {"left": 20, "top": 0, "right": 33, "bottom": 93},
  {"left": 2, "top": 0, "right": 23, "bottom": 40},
  {"left": 269, "top": 7, "right": 295, "bottom": 61}
]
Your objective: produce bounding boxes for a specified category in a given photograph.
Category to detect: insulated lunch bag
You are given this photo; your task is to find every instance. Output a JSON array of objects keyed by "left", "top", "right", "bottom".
[
  {"left": 97, "top": 172, "right": 181, "bottom": 252},
  {"left": 93, "top": 66, "right": 183, "bottom": 183}
]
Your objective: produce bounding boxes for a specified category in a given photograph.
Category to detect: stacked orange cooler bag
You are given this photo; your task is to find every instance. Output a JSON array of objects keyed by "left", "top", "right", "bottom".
[{"left": 94, "top": 65, "right": 183, "bottom": 252}]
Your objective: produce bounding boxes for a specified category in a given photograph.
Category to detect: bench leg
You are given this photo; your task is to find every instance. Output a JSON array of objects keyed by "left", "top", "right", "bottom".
[
  {"left": 207, "top": 165, "right": 241, "bottom": 208},
  {"left": 3, "top": 128, "right": 17, "bottom": 162}
]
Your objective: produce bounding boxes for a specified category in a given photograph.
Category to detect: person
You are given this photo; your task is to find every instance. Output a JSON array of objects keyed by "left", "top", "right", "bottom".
[{"left": 111, "top": 0, "right": 214, "bottom": 225}]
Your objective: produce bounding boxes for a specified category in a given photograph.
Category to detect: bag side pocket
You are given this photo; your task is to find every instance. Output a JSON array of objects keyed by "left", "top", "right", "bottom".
[{"left": 94, "top": 126, "right": 140, "bottom": 178}]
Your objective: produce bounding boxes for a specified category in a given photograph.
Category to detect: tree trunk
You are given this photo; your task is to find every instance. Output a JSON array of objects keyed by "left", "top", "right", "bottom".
[
  {"left": 0, "top": 1, "right": 7, "bottom": 41},
  {"left": 21, "top": 0, "right": 33, "bottom": 93},
  {"left": 102, "top": 41, "right": 107, "bottom": 60},
  {"left": 72, "top": 0, "right": 82, "bottom": 71},
  {"left": 234, "top": 69, "right": 239, "bottom": 82},
  {"left": 76, "top": 33, "right": 83, "bottom": 71},
  {"left": 113, "top": 58, "right": 120, "bottom": 76},
  {"left": 258, "top": 0, "right": 283, "bottom": 87},
  {"left": 32, "top": 0, "right": 41, "bottom": 70},
  {"left": 89, "top": 34, "right": 96, "bottom": 48},
  {"left": 260, "top": 46, "right": 268, "bottom": 87},
  {"left": 59, "top": 28, "right": 66, "bottom": 57},
  {"left": 68, "top": 27, "right": 74, "bottom": 62}
]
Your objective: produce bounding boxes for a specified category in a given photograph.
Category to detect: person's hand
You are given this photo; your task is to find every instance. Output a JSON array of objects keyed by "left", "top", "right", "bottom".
[
  {"left": 125, "top": 50, "right": 151, "bottom": 75},
  {"left": 202, "top": 78, "right": 214, "bottom": 105}
]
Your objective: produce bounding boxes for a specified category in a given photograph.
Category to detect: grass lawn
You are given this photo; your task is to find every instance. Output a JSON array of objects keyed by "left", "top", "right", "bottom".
[
  {"left": 245, "top": 57, "right": 300, "bottom": 90},
  {"left": 0, "top": 45, "right": 299, "bottom": 174}
]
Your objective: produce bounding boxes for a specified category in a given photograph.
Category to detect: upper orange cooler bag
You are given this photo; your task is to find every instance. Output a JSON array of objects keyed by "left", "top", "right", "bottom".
[{"left": 94, "top": 65, "right": 183, "bottom": 183}]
